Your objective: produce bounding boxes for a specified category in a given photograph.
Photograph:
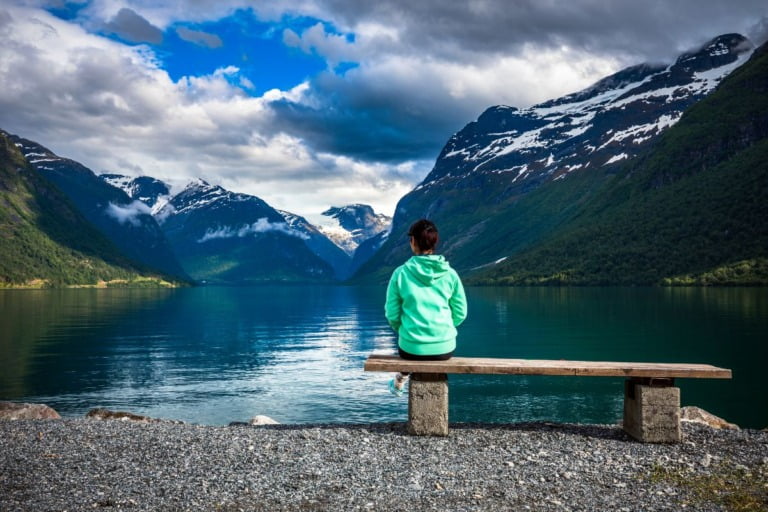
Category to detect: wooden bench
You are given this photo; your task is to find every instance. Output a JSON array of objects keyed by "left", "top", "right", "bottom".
[{"left": 363, "top": 354, "right": 732, "bottom": 442}]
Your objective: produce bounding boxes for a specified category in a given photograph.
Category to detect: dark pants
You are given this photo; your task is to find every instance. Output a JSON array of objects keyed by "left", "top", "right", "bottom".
[{"left": 398, "top": 347, "right": 453, "bottom": 366}]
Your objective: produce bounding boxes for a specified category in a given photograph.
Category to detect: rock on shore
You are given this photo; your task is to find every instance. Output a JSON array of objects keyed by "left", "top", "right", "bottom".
[
  {"left": 1, "top": 419, "right": 766, "bottom": 511},
  {"left": 0, "top": 402, "right": 60, "bottom": 420},
  {"left": 681, "top": 406, "right": 740, "bottom": 430}
]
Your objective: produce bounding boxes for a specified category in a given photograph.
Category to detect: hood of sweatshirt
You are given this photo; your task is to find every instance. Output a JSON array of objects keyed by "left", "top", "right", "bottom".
[{"left": 403, "top": 255, "right": 451, "bottom": 285}]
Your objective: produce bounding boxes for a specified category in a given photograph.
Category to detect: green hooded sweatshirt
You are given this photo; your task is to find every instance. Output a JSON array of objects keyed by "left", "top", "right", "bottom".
[{"left": 385, "top": 255, "right": 467, "bottom": 356}]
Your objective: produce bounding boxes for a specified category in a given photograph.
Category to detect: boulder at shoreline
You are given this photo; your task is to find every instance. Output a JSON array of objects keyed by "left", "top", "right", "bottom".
[
  {"left": 0, "top": 402, "right": 61, "bottom": 420},
  {"left": 681, "top": 406, "right": 740, "bottom": 430}
]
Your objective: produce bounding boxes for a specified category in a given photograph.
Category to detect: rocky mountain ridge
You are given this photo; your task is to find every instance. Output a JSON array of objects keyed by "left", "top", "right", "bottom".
[
  {"left": 423, "top": 34, "right": 752, "bottom": 191},
  {"left": 0, "top": 130, "right": 178, "bottom": 287},
  {"left": 10, "top": 135, "right": 188, "bottom": 280},
  {"left": 100, "top": 174, "right": 387, "bottom": 281},
  {"left": 318, "top": 204, "right": 392, "bottom": 256}
]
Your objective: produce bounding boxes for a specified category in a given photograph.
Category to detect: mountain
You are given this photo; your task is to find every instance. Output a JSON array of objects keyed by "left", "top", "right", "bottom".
[
  {"left": 100, "top": 174, "right": 172, "bottom": 214},
  {"left": 10, "top": 137, "right": 187, "bottom": 280},
  {"left": 319, "top": 204, "right": 392, "bottom": 256},
  {"left": 318, "top": 204, "right": 391, "bottom": 276},
  {"left": 100, "top": 174, "right": 358, "bottom": 281},
  {"left": 0, "top": 130, "right": 177, "bottom": 287},
  {"left": 278, "top": 210, "right": 353, "bottom": 280},
  {"left": 156, "top": 180, "right": 335, "bottom": 283},
  {"left": 472, "top": 38, "right": 768, "bottom": 285},
  {"left": 427, "top": 34, "right": 752, "bottom": 189},
  {"left": 349, "top": 229, "right": 390, "bottom": 276},
  {"left": 355, "top": 33, "right": 760, "bottom": 283}
]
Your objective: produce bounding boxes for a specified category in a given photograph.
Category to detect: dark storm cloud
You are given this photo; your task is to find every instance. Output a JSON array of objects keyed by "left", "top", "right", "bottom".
[
  {"left": 268, "top": 67, "right": 485, "bottom": 162},
  {"left": 103, "top": 7, "right": 163, "bottom": 44},
  {"left": 315, "top": 0, "right": 768, "bottom": 61},
  {"left": 176, "top": 26, "right": 223, "bottom": 48}
]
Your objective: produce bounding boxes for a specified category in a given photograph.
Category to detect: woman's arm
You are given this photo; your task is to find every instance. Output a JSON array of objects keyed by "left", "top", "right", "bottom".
[
  {"left": 449, "top": 275, "right": 468, "bottom": 327},
  {"left": 385, "top": 270, "right": 403, "bottom": 332}
]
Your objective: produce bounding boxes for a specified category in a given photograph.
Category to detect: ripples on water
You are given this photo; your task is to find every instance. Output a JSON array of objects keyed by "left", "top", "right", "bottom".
[{"left": 0, "top": 286, "right": 766, "bottom": 428}]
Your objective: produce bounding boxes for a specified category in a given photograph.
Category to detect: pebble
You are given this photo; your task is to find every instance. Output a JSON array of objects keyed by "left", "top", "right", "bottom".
[{"left": 0, "top": 420, "right": 766, "bottom": 511}]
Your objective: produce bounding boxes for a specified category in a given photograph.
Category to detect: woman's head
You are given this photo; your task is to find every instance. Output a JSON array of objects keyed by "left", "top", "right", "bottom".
[{"left": 408, "top": 219, "right": 439, "bottom": 254}]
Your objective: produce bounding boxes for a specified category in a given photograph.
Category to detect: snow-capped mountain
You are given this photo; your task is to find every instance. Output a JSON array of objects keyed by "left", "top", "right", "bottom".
[
  {"left": 10, "top": 134, "right": 187, "bottom": 279},
  {"left": 156, "top": 179, "right": 336, "bottom": 283},
  {"left": 100, "top": 174, "right": 172, "bottom": 214},
  {"left": 423, "top": 34, "right": 753, "bottom": 191},
  {"left": 319, "top": 204, "right": 392, "bottom": 255},
  {"left": 278, "top": 210, "right": 352, "bottom": 280},
  {"left": 97, "top": 174, "right": 368, "bottom": 281},
  {"left": 357, "top": 33, "right": 756, "bottom": 280}
]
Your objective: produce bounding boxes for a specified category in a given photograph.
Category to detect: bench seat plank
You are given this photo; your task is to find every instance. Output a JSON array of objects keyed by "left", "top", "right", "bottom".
[{"left": 364, "top": 354, "right": 732, "bottom": 379}]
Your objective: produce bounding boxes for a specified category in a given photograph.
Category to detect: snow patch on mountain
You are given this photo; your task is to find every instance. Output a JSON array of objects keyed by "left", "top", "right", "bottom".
[
  {"left": 423, "top": 34, "right": 754, "bottom": 190},
  {"left": 100, "top": 173, "right": 173, "bottom": 217}
]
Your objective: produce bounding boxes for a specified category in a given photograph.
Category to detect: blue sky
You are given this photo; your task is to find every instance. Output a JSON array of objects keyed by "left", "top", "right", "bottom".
[
  {"left": 1, "top": 1, "right": 766, "bottom": 223},
  {"left": 48, "top": 3, "right": 347, "bottom": 94}
]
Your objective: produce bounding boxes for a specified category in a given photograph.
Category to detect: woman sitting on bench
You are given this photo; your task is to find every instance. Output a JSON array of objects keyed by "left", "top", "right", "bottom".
[{"left": 384, "top": 219, "right": 468, "bottom": 396}]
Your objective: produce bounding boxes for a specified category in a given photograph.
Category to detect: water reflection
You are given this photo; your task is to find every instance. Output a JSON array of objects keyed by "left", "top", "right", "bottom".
[
  {"left": 0, "top": 286, "right": 766, "bottom": 428},
  {"left": 0, "top": 288, "right": 175, "bottom": 396}
]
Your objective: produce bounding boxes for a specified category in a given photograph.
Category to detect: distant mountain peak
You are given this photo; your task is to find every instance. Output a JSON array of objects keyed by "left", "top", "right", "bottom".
[
  {"left": 673, "top": 33, "right": 753, "bottom": 73},
  {"left": 100, "top": 173, "right": 171, "bottom": 212},
  {"left": 319, "top": 204, "right": 391, "bottom": 255}
]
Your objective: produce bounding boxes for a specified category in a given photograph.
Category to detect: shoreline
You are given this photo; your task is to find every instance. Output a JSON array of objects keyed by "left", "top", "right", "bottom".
[{"left": 2, "top": 418, "right": 766, "bottom": 511}]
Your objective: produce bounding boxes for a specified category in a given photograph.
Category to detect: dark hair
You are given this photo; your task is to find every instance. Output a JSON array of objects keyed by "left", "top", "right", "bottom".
[{"left": 408, "top": 219, "right": 439, "bottom": 253}]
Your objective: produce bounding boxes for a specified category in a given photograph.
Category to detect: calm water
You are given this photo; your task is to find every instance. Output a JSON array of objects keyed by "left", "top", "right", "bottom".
[{"left": 1, "top": 286, "right": 766, "bottom": 428}]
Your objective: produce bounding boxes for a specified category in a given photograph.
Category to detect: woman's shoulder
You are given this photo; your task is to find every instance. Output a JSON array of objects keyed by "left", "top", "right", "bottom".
[{"left": 389, "top": 262, "right": 408, "bottom": 278}]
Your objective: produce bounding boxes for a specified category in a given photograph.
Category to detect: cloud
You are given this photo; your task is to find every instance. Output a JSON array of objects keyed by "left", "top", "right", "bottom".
[
  {"left": 103, "top": 7, "right": 163, "bottom": 44},
  {"left": 298, "top": 0, "right": 768, "bottom": 63},
  {"left": 1, "top": 1, "right": 767, "bottom": 225},
  {"left": 283, "top": 22, "right": 358, "bottom": 67},
  {"left": 176, "top": 26, "right": 223, "bottom": 48},
  {"left": 749, "top": 16, "right": 768, "bottom": 46},
  {"left": 105, "top": 200, "right": 152, "bottom": 226},
  {"left": 197, "top": 218, "right": 309, "bottom": 242},
  {"left": 268, "top": 47, "right": 619, "bottom": 162},
  {"left": 257, "top": 0, "right": 766, "bottom": 165}
]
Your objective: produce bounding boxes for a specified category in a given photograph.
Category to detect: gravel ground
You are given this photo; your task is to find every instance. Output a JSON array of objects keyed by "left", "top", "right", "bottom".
[{"left": 1, "top": 419, "right": 767, "bottom": 511}]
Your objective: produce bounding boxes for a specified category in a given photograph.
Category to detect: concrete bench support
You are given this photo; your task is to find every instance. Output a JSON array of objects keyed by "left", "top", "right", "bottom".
[
  {"left": 623, "top": 377, "right": 681, "bottom": 443},
  {"left": 408, "top": 373, "right": 448, "bottom": 436}
]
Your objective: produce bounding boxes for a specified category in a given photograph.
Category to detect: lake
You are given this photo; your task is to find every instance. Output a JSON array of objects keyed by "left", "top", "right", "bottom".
[{"left": 1, "top": 286, "right": 766, "bottom": 428}]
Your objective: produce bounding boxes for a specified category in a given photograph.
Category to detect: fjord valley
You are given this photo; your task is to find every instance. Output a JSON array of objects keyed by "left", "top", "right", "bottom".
[
  {"left": 3, "top": 4, "right": 768, "bottom": 510},
  {"left": 1, "top": 34, "right": 766, "bottom": 288},
  {"left": 1, "top": 135, "right": 391, "bottom": 287}
]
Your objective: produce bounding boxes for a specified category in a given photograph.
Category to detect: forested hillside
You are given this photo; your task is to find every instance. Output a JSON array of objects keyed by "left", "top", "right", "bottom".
[
  {"left": 472, "top": 41, "right": 768, "bottom": 285},
  {"left": 0, "top": 131, "right": 180, "bottom": 287}
]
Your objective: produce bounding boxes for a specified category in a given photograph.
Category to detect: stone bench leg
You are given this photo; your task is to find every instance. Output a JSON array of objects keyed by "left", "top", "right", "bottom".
[
  {"left": 407, "top": 373, "right": 449, "bottom": 436},
  {"left": 623, "top": 377, "right": 681, "bottom": 443}
]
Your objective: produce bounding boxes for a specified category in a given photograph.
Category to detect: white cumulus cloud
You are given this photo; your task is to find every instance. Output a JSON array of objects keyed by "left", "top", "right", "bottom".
[
  {"left": 197, "top": 218, "right": 309, "bottom": 243},
  {"left": 105, "top": 200, "right": 152, "bottom": 226}
]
